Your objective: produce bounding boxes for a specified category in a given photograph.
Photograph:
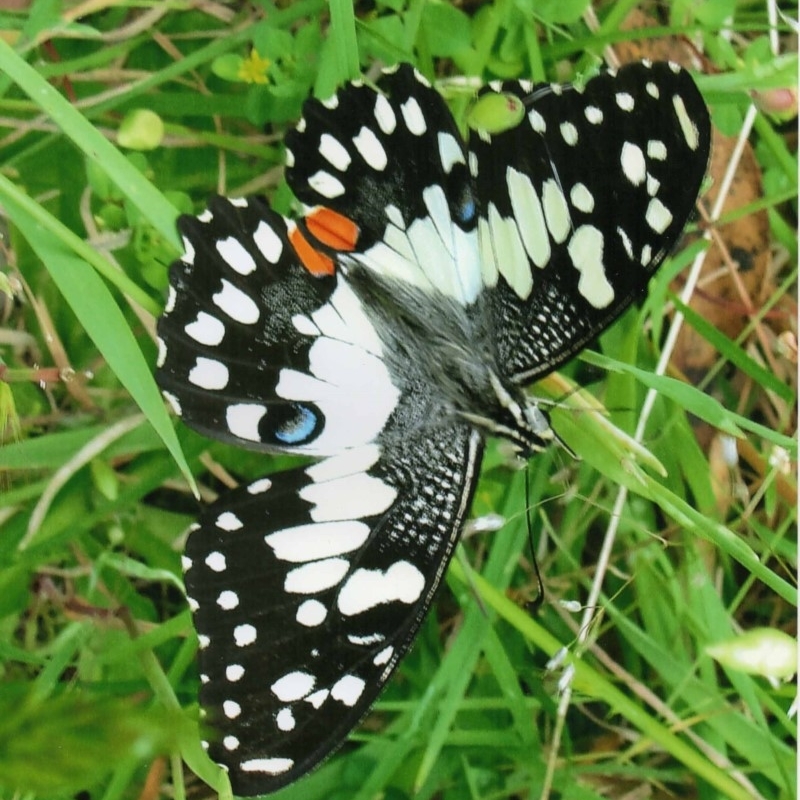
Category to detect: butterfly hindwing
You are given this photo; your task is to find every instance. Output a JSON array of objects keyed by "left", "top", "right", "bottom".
[
  {"left": 184, "top": 425, "right": 482, "bottom": 795},
  {"left": 469, "top": 61, "right": 711, "bottom": 382}
]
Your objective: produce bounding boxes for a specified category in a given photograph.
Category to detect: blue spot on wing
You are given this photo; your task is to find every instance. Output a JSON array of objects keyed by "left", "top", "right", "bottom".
[{"left": 275, "top": 404, "right": 319, "bottom": 444}]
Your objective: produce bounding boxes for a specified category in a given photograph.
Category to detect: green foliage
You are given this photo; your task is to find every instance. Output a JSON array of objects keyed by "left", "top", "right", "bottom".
[{"left": 0, "top": 2, "right": 795, "bottom": 799}]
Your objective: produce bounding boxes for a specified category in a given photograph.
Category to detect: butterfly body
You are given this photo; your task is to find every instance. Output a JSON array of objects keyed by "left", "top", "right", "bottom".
[{"left": 155, "top": 62, "right": 710, "bottom": 794}]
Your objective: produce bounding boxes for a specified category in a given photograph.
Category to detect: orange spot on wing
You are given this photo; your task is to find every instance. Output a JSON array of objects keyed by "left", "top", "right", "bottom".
[
  {"left": 289, "top": 226, "right": 335, "bottom": 276},
  {"left": 305, "top": 207, "right": 360, "bottom": 252}
]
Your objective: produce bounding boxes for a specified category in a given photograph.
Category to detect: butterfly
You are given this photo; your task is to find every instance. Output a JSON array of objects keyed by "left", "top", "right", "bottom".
[{"left": 155, "top": 61, "right": 710, "bottom": 795}]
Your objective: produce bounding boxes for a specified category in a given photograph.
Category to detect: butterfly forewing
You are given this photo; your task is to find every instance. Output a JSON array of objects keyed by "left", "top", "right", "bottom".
[
  {"left": 470, "top": 61, "right": 710, "bottom": 382},
  {"left": 184, "top": 425, "right": 481, "bottom": 795},
  {"left": 285, "top": 65, "right": 483, "bottom": 306}
]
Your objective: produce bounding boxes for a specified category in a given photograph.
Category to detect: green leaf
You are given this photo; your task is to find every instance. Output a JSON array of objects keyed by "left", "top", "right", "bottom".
[
  {"left": 421, "top": 2, "right": 472, "bottom": 57},
  {"left": 0, "top": 181, "right": 195, "bottom": 504},
  {"left": 514, "top": 0, "right": 591, "bottom": 25},
  {"left": 0, "top": 37, "right": 181, "bottom": 251}
]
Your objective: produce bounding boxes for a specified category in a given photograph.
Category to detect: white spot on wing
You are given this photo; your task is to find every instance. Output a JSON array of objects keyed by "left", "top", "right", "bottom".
[
  {"left": 385, "top": 204, "right": 404, "bottom": 229},
  {"left": 163, "top": 391, "right": 182, "bottom": 417},
  {"left": 300, "top": 473, "right": 397, "bottom": 522},
  {"left": 181, "top": 236, "right": 195, "bottom": 266},
  {"left": 217, "top": 237, "right": 256, "bottom": 275},
  {"left": 506, "top": 167, "right": 550, "bottom": 267},
  {"left": 240, "top": 758, "right": 294, "bottom": 775},
  {"left": 156, "top": 337, "right": 167, "bottom": 368},
  {"left": 271, "top": 671, "right": 315, "bottom": 702},
  {"left": 528, "top": 109, "right": 546, "bottom": 133},
  {"left": 285, "top": 558, "right": 350, "bottom": 594},
  {"left": 223, "top": 700, "right": 241, "bottom": 719},
  {"left": 188, "top": 357, "right": 228, "bottom": 390},
  {"left": 348, "top": 633, "right": 384, "bottom": 646},
  {"left": 296, "top": 599, "right": 327, "bottom": 627},
  {"left": 216, "top": 511, "right": 242, "bottom": 531},
  {"left": 488, "top": 201, "right": 532, "bottom": 299},
  {"left": 560, "top": 121, "right": 578, "bottom": 145},
  {"left": 672, "top": 94, "right": 700, "bottom": 150},
  {"left": 373, "top": 645, "right": 394, "bottom": 666},
  {"left": 226, "top": 664, "right": 245, "bottom": 682},
  {"left": 617, "top": 226, "right": 633, "bottom": 259},
  {"left": 570, "top": 183, "right": 594, "bottom": 213},
  {"left": 223, "top": 735, "right": 239, "bottom": 751},
  {"left": 265, "top": 520, "right": 370, "bottom": 562},
  {"left": 331, "top": 674, "right": 365, "bottom": 706},
  {"left": 234, "top": 623, "right": 256, "bottom": 646},
  {"left": 205, "top": 551, "right": 226, "bottom": 572},
  {"left": 308, "top": 170, "right": 345, "bottom": 198},
  {"left": 247, "top": 477, "right": 272, "bottom": 494},
  {"left": 165, "top": 285, "right": 177, "bottom": 313},
  {"left": 616, "top": 92, "right": 634, "bottom": 111},
  {"left": 292, "top": 314, "right": 320, "bottom": 336},
  {"left": 585, "top": 105, "right": 603, "bottom": 124},
  {"left": 646, "top": 198, "right": 673, "bottom": 233},
  {"left": 217, "top": 590, "right": 239, "bottom": 610},
  {"left": 374, "top": 94, "right": 396, "bottom": 134},
  {"left": 337, "top": 561, "right": 425, "bottom": 616},
  {"left": 353, "top": 126, "right": 387, "bottom": 170},
  {"left": 647, "top": 140, "right": 667, "bottom": 160},
  {"left": 568, "top": 225, "right": 614, "bottom": 309},
  {"left": 185, "top": 312, "right": 225, "bottom": 346},
  {"left": 620, "top": 142, "right": 646, "bottom": 186},
  {"left": 475, "top": 214, "right": 497, "bottom": 286},
  {"left": 318, "top": 133, "right": 351, "bottom": 171},
  {"left": 542, "top": 179, "right": 571, "bottom": 244},
  {"left": 305, "top": 689, "right": 329, "bottom": 709},
  {"left": 400, "top": 96, "right": 426, "bottom": 135},
  {"left": 213, "top": 279, "right": 259, "bottom": 324},
  {"left": 305, "top": 444, "right": 381, "bottom": 483},
  {"left": 276, "top": 708, "right": 296, "bottom": 731},
  {"left": 437, "top": 131, "right": 465, "bottom": 173},
  {"left": 253, "top": 219, "right": 283, "bottom": 263},
  {"left": 226, "top": 403, "right": 266, "bottom": 443}
]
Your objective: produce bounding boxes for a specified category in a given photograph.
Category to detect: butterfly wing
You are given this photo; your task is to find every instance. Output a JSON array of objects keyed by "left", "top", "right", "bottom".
[
  {"left": 156, "top": 192, "right": 484, "bottom": 794},
  {"left": 285, "top": 64, "right": 483, "bottom": 307},
  {"left": 156, "top": 196, "right": 399, "bottom": 456},
  {"left": 468, "top": 61, "right": 711, "bottom": 383},
  {"left": 184, "top": 423, "right": 481, "bottom": 795}
]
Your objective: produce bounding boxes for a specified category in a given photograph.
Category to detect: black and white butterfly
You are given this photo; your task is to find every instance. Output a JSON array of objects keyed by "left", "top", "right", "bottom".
[{"left": 155, "top": 61, "right": 710, "bottom": 795}]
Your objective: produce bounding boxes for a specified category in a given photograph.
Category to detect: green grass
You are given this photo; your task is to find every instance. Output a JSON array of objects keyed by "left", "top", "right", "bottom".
[{"left": 0, "top": 1, "right": 796, "bottom": 799}]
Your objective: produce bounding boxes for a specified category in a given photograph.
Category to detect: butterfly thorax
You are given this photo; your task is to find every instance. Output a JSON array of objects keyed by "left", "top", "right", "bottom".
[{"left": 343, "top": 261, "right": 554, "bottom": 457}]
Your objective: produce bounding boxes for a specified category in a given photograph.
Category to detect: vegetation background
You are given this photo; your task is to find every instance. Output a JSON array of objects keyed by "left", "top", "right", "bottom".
[{"left": 0, "top": 1, "right": 796, "bottom": 799}]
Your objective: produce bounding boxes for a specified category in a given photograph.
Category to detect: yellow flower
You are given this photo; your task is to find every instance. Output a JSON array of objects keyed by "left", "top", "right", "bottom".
[{"left": 238, "top": 50, "right": 271, "bottom": 84}]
